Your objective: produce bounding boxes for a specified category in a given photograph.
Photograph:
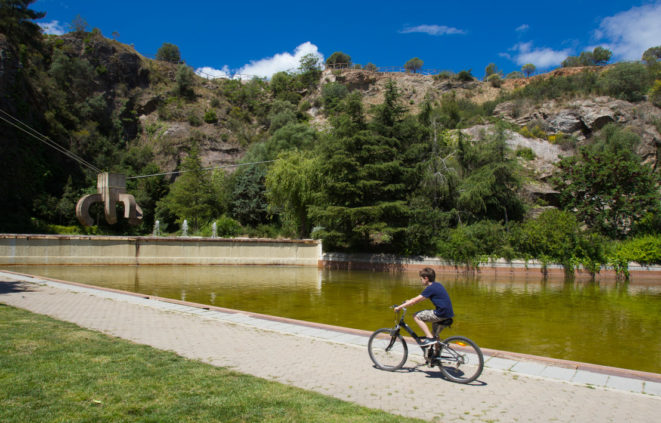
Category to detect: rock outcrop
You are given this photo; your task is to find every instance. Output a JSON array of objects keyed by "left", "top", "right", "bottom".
[{"left": 494, "top": 96, "right": 661, "bottom": 166}]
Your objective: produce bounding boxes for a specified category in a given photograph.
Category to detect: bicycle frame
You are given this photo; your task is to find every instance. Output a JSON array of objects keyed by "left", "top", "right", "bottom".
[{"left": 389, "top": 308, "right": 431, "bottom": 347}]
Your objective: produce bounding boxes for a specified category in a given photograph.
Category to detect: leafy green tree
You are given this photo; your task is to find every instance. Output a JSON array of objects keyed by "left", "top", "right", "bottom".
[
  {"left": 563, "top": 47, "right": 612, "bottom": 67},
  {"left": 325, "top": 51, "right": 351, "bottom": 68},
  {"left": 404, "top": 57, "right": 423, "bottom": 73},
  {"left": 244, "top": 122, "right": 318, "bottom": 162},
  {"left": 156, "top": 145, "right": 217, "bottom": 232},
  {"left": 578, "top": 51, "right": 594, "bottom": 66},
  {"left": 484, "top": 63, "right": 502, "bottom": 80},
  {"left": 267, "top": 99, "right": 297, "bottom": 133},
  {"left": 455, "top": 127, "right": 523, "bottom": 224},
  {"left": 229, "top": 165, "right": 270, "bottom": 226},
  {"left": 156, "top": 42, "right": 181, "bottom": 63},
  {"left": 554, "top": 125, "right": 660, "bottom": 238},
  {"left": 0, "top": 0, "right": 45, "bottom": 48},
  {"left": 269, "top": 71, "right": 300, "bottom": 104},
  {"left": 297, "top": 53, "right": 322, "bottom": 89},
  {"left": 592, "top": 47, "right": 612, "bottom": 65},
  {"left": 522, "top": 63, "right": 536, "bottom": 77},
  {"left": 561, "top": 56, "right": 581, "bottom": 67},
  {"left": 265, "top": 151, "right": 318, "bottom": 237},
  {"left": 365, "top": 63, "right": 377, "bottom": 72},
  {"left": 642, "top": 46, "right": 661, "bottom": 65},
  {"left": 321, "top": 81, "right": 349, "bottom": 114}
]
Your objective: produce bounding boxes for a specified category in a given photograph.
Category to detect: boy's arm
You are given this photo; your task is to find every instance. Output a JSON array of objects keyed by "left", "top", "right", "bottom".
[{"left": 394, "top": 295, "right": 425, "bottom": 312}]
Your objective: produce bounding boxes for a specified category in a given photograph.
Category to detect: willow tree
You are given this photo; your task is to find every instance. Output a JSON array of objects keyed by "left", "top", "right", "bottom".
[{"left": 265, "top": 151, "right": 318, "bottom": 238}]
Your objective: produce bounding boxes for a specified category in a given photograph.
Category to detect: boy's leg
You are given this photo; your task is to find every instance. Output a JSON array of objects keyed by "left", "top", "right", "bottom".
[{"left": 413, "top": 310, "right": 435, "bottom": 338}]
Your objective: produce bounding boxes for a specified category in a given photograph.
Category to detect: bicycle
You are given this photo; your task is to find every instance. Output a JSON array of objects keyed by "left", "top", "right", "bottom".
[{"left": 367, "top": 306, "right": 484, "bottom": 384}]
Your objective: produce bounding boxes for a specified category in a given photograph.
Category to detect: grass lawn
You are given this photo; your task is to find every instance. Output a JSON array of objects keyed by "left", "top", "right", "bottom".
[{"left": 0, "top": 304, "right": 424, "bottom": 422}]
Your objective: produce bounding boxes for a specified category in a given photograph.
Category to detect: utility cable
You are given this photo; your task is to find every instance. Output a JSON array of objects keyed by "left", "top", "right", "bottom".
[
  {"left": 126, "top": 160, "right": 276, "bottom": 179},
  {"left": 0, "top": 108, "right": 102, "bottom": 173}
]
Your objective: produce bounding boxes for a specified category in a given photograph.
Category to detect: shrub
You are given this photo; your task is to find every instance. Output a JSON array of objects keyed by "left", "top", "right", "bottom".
[
  {"left": 516, "top": 147, "right": 535, "bottom": 160},
  {"left": 505, "top": 71, "right": 524, "bottom": 79},
  {"left": 512, "top": 209, "right": 580, "bottom": 270},
  {"left": 176, "top": 64, "right": 195, "bottom": 98},
  {"left": 609, "top": 235, "right": 661, "bottom": 279},
  {"left": 456, "top": 69, "right": 473, "bottom": 82},
  {"left": 156, "top": 42, "right": 181, "bottom": 63},
  {"left": 188, "top": 113, "right": 202, "bottom": 126},
  {"left": 650, "top": 80, "right": 661, "bottom": 107},
  {"left": 321, "top": 82, "right": 349, "bottom": 113},
  {"left": 598, "top": 62, "right": 651, "bottom": 102},
  {"left": 214, "top": 215, "right": 242, "bottom": 237},
  {"left": 508, "top": 70, "right": 598, "bottom": 101},
  {"left": 433, "top": 71, "right": 454, "bottom": 80},
  {"left": 487, "top": 73, "right": 502, "bottom": 87},
  {"left": 203, "top": 109, "right": 218, "bottom": 124},
  {"left": 436, "top": 221, "right": 509, "bottom": 267}
]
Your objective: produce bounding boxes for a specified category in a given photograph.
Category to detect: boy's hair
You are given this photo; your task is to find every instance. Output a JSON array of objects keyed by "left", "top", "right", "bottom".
[{"left": 419, "top": 267, "right": 436, "bottom": 282}]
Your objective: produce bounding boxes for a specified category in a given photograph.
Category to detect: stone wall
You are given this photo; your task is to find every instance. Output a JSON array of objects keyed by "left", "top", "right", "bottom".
[{"left": 0, "top": 234, "right": 322, "bottom": 266}]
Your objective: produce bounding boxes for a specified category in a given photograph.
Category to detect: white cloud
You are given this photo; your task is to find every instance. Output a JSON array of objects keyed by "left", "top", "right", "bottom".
[
  {"left": 508, "top": 42, "right": 572, "bottom": 69},
  {"left": 193, "top": 42, "right": 323, "bottom": 81},
  {"left": 195, "top": 65, "right": 231, "bottom": 80},
  {"left": 237, "top": 42, "right": 324, "bottom": 80},
  {"left": 39, "top": 20, "right": 65, "bottom": 36},
  {"left": 400, "top": 24, "right": 466, "bottom": 36},
  {"left": 515, "top": 24, "right": 529, "bottom": 32},
  {"left": 595, "top": 2, "right": 661, "bottom": 60}
]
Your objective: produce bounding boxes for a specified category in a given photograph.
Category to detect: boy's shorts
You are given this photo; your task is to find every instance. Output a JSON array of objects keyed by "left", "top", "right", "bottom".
[{"left": 414, "top": 310, "right": 453, "bottom": 335}]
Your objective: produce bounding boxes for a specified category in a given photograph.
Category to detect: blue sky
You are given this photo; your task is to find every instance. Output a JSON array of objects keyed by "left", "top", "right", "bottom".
[{"left": 35, "top": 0, "right": 661, "bottom": 80}]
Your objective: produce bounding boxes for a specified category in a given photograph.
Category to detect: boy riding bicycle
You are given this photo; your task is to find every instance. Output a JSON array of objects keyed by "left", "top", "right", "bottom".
[{"left": 394, "top": 267, "right": 453, "bottom": 346}]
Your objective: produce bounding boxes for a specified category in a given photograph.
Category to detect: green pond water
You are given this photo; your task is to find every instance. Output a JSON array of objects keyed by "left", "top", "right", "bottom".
[{"left": 4, "top": 265, "right": 661, "bottom": 373}]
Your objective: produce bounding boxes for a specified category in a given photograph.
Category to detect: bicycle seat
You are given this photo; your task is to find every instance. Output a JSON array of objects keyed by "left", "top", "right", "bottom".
[{"left": 439, "top": 318, "right": 453, "bottom": 327}]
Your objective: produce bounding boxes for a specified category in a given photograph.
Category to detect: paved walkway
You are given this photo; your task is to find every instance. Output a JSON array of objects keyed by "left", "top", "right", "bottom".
[{"left": 1, "top": 271, "right": 660, "bottom": 422}]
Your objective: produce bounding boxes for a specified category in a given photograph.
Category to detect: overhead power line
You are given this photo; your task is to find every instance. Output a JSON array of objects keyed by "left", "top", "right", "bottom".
[
  {"left": 126, "top": 160, "right": 276, "bottom": 179},
  {"left": 0, "top": 108, "right": 102, "bottom": 173}
]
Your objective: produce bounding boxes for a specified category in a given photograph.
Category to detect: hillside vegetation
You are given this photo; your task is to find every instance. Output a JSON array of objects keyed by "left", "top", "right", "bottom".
[{"left": 2, "top": 2, "right": 661, "bottom": 276}]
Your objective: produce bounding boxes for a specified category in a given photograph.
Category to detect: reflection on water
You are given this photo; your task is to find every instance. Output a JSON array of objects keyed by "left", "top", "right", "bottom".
[{"left": 3, "top": 265, "right": 661, "bottom": 373}]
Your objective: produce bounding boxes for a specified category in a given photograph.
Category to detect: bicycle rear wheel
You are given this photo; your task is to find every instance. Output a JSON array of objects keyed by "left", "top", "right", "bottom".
[
  {"left": 438, "top": 336, "right": 484, "bottom": 383},
  {"left": 368, "top": 328, "right": 408, "bottom": 371}
]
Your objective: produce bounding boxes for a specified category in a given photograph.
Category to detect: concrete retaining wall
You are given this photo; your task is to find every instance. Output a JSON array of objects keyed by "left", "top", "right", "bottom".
[{"left": 0, "top": 234, "right": 322, "bottom": 266}]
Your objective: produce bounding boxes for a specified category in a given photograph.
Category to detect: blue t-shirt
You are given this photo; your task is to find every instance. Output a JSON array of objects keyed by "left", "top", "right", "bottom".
[{"left": 421, "top": 282, "right": 454, "bottom": 318}]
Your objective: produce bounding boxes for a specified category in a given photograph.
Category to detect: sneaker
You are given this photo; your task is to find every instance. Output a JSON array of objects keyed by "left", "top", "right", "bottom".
[{"left": 419, "top": 337, "right": 438, "bottom": 347}]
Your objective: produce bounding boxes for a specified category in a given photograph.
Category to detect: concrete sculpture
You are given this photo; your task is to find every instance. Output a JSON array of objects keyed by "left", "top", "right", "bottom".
[{"left": 76, "top": 173, "right": 143, "bottom": 226}]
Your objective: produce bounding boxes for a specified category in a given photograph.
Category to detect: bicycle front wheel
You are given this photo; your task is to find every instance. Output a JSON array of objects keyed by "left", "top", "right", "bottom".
[
  {"left": 368, "top": 328, "right": 408, "bottom": 371},
  {"left": 438, "top": 336, "right": 484, "bottom": 384}
]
